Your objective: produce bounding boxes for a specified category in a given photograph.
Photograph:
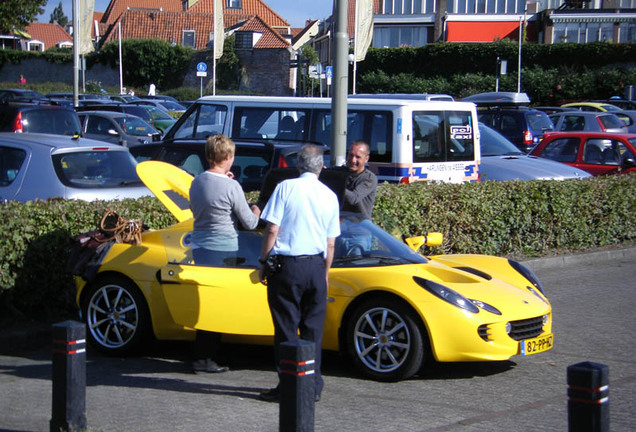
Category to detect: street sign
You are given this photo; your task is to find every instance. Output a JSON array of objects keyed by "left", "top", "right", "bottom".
[
  {"left": 196, "top": 62, "right": 207, "bottom": 72},
  {"left": 197, "top": 71, "right": 207, "bottom": 77},
  {"left": 326, "top": 66, "right": 333, "bottom": 79}
]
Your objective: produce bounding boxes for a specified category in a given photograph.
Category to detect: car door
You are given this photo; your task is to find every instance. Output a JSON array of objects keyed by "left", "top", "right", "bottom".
[
  {"left": 157, "top": 230, "right": 274, "bottom": 335},
  {"left": 578, "top": 138, "right": 623, "bottom": 176}
]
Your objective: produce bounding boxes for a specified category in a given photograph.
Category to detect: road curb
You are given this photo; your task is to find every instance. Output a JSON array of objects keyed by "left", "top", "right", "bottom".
[{"left": 522, "top": 245, "right": 636, "bottom": 271}]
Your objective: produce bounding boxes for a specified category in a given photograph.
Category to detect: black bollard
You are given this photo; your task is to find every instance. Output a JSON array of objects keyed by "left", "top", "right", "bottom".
[
  {"left": 279, "top": 340, "right": 315, "bottom": 432},
  {"left": 567, "top": 361, "right": 609, "bottom": 432},
  {"left": 50, "top": 321, "right": 87, "bottom": 432}
]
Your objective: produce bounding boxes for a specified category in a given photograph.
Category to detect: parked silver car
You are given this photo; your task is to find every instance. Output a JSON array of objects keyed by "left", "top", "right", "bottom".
[
  {"left": 0, "top": 133, "right": 151, "bottom": 201},
  {"left": 77, "top": 111, "right": 160, "bottom": 147},
  {"left": 479, "top": 123, "right": 592, "bottom": 181},
  {"left": 549, "top": 111, "right": 627, "bottom": 134}
]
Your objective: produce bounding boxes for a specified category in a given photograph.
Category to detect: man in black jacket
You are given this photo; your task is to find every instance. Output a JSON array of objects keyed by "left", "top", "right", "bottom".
[{"left": 338, "top": 140, "right": 377, "bottom": 220}]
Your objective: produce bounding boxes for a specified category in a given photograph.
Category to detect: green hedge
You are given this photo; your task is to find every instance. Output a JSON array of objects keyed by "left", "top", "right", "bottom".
[
  {"left": 1, "top": 175, "right": 635, "bottom": 325},
  {"left": 356, "top": 42, "right": 636, "bottom": 104}
]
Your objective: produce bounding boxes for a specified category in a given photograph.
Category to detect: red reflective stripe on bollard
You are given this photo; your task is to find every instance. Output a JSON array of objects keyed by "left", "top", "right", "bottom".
[
  {"left": 53, "top": 339, "right": 86, "bottom": 355},
  {"left": 569, "top": 397, "right": 609, "bottom": 405},
  {"left": 568, "top": 385, "right": 609, "bottom": 393}
]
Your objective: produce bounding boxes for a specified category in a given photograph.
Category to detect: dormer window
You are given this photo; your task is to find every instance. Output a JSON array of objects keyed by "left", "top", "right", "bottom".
[
  {"left": 227, "top": 0, "right": 241, "bottom": 9},
  {"left": 27, "top": 40, "right": 44, "bottom": 51},
  {"left": 234, "top": 31, "right": 252, "bottom": 49},
  {"left": 182, "top": 30, "right": 195, "bottom": 48}
]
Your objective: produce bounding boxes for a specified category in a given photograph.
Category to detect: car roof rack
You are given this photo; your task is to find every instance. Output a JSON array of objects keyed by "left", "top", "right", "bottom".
[{"left": 462, "top": 92, "right": 531, "bottom": 107}]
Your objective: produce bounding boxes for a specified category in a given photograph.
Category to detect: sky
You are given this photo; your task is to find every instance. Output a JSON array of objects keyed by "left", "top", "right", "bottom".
[{"left": 38, "top": 0, "right": 334, "bottom": 28}]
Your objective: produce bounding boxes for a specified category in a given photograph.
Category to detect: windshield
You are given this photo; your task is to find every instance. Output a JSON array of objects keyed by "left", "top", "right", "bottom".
[
  {"left": 52, "top": 150, "right": 142, "bottom": 188},
  {"left": 114, "top": 116, "right": 157, "bottom": 136},
  {"left": 332, "top": 214, "right": 428, "bottom": 267},
  {"left": 479, "top": 123, "right": 523, "bottom": 156},
  {"left": 160, "top": 101, "right": 186, "bottom": 111},
  {"left": 146, "top": 105, "right": 174, "bottom": 120}
]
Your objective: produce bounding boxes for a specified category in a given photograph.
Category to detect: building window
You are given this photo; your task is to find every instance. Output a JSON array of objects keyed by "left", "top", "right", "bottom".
[
  {"left": 27, "top": 41, "right": 44, "bottom": 51},
  {"left": 373, "top": 25, "right": 428, "bottom": 48},
  {"left": 234, "top": 32, "right": 253, "bottom": 49},
  {"left": 553, "top": 21, "right": 618, "bottom": 44},
  {"left": 227, "top": 0, "right": 241, "bottom": 8},
  {"left": 619, "top": 22, "right": 636, "bottom": 42},
  {"left": 182, "top": 30, "right": 195, "bottom": 48}
]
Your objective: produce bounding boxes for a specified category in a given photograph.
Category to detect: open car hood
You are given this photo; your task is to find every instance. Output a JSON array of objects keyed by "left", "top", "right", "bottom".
[{"left": 136, "top": 161, "right": 194, "bottom": 222}]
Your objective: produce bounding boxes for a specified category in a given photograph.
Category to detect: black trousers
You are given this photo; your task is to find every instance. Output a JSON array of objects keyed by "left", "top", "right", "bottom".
[{"left": 267, "top": 254, "right": 326, "bottom": 396}]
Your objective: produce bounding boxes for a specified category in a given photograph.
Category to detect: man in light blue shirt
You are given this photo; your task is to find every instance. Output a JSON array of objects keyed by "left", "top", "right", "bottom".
[{"left": 258, "top": 145, "right": 340, "bottom": 403}]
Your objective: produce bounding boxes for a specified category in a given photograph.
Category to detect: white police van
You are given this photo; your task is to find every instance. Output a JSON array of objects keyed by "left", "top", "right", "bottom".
[{"left": 162, "top": 95, "right": 480, "bottom": 184}]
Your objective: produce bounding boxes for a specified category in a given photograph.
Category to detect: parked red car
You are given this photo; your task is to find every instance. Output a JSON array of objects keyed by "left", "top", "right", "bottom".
[{"left": 529, "top": 132, "right": 636, "bottom": 176}]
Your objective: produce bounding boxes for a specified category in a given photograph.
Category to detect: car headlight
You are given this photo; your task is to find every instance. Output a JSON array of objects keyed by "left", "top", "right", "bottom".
[
  {"left": 508, "top": 259, "right": 545, "bottom": 294},
  {"left": 413, "top": 277, "right": 479, "bottom": 313},
  {"left": 470, "top": 299, "right": 501, "bottom": 315}
]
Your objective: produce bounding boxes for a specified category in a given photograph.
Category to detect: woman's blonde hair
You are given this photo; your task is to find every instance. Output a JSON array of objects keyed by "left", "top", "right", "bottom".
[{"left": 205, "top": 134, "right": 235, "bottom": 166}]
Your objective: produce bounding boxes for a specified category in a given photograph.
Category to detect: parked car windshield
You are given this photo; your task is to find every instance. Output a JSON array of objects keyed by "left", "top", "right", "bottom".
[
  {"left": 52, "top": 150, "right": 142, "bottom": 188},
  {"left": 113, "top": 116, "right": 157, "bottom": 136},
  {"left": 479, "top": 124, "right": 524, "bottom": 156}
]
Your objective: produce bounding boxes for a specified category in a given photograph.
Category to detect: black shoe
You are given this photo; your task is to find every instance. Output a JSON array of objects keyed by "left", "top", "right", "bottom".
[
  {"left": 314, "top": 393, "right": 321, "bottom": 402},
  {"left": 192, "top": 358, "right": 229, "bottom": 374},
  {"left": 259, "top": 387, "right": 280, "bottom": 402}
]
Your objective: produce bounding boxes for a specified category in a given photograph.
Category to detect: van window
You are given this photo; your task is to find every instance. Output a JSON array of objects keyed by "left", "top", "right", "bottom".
[
  {"left": 311, "top": 110, "right": 393, "bottom": 162},
  {"left": 412, "top": 111, "right": 474, "bottom": 163},
  {"left": 232, "top": 108, "right": 308, "bottom": 140},
  {"left": 173, "top": 104, "right": 227, "bottom": 139}
]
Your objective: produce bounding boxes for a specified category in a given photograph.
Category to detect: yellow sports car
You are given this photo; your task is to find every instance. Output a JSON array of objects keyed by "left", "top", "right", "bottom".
[{"left": 75, "top": 161, "right": 553, "bottom": 382}]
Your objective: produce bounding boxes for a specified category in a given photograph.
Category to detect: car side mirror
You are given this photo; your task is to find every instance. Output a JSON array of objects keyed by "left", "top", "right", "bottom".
[
  {"left": 403, "top": 232, "right": 443, "bottom": 251},
  {"left": 152, "top": 132, "right": 162, "bottom": 142},
  {"left": 622, "top": 156, "right": 636, "bottom": 168},
  {"left": 108, "top": 129, "right": 119, "bottom": 136}
]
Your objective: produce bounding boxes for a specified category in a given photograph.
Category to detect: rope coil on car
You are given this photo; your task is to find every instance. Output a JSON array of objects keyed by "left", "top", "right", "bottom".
[{"left": 99, "top": 209, "right": 143, "bottom": 246}]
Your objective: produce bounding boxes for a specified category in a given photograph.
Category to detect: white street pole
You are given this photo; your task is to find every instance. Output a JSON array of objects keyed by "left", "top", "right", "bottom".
[
  {"left": 517, "top": 17, "right": 522, "bottom": 93},
  {"left": 72, "top": 0, "right": 79, "bottom": 107},
  {"left": 118, "top": 22, "right": 123, "bottom": 94},
  {"left": 353, "top": 0, "right": 358, "bottom": 95}
]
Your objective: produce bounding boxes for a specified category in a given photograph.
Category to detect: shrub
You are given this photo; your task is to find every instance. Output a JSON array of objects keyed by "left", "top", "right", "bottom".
[{"left": 1, "top": 175, "right": 635, "bottom": 326}]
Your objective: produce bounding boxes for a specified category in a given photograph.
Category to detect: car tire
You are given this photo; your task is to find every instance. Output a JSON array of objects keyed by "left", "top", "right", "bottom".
[
  {"left": 345, "top": 298, "right": 425, "bottom": 382},
  {"left": 82, "top": 275, "right": 151, "bottom": 356}
]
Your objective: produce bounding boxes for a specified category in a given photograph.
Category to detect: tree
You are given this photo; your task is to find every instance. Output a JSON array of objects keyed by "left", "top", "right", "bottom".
[
  {"left": 49, "top": 1, "right": 68, "bottom": 28},
  {"left": 0, "top": 0, "right": 46, "bottom": 33}
]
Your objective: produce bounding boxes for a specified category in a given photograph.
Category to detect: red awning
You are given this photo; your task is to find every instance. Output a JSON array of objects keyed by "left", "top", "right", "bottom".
[{"left": 446, "top": 21, "right": 536, "bottom": 42}]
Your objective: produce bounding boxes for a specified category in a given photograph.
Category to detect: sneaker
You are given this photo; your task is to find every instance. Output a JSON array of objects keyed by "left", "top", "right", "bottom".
[{"left": 192, "top": 358, "right": 229, "bottom": 374}]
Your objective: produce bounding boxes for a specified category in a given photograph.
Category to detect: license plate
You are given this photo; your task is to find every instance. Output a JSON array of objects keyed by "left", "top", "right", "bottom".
[{"left": 520, "top": 334, "right": 553, "bottom": 356}]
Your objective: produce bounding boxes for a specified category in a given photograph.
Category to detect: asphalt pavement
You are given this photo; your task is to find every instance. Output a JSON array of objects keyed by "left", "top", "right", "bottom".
[{"left": 1, "top": 244, "right": 635, "bottom": 432}]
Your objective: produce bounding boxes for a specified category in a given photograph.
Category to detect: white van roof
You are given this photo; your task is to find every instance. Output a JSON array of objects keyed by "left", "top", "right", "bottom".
[{"left": 349, "top": 93, "right": 454, "bottom": 101}]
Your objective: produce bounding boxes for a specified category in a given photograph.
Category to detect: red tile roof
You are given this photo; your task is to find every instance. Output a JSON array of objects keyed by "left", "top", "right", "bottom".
[
  {"left": 24, "top": 22, "right": 72, "bottom": 49},
  {"left": 102, "top": 9, "right": 221, "bottom": 50},
  {"left": 101, "top": 0, "right": 182, "bottom": 26},
  {"left": 187, "top": 0, "right": 289, "bottom": 29},
  {"left": 237, "top": 15, "right": 290, "bottom": 49}
]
